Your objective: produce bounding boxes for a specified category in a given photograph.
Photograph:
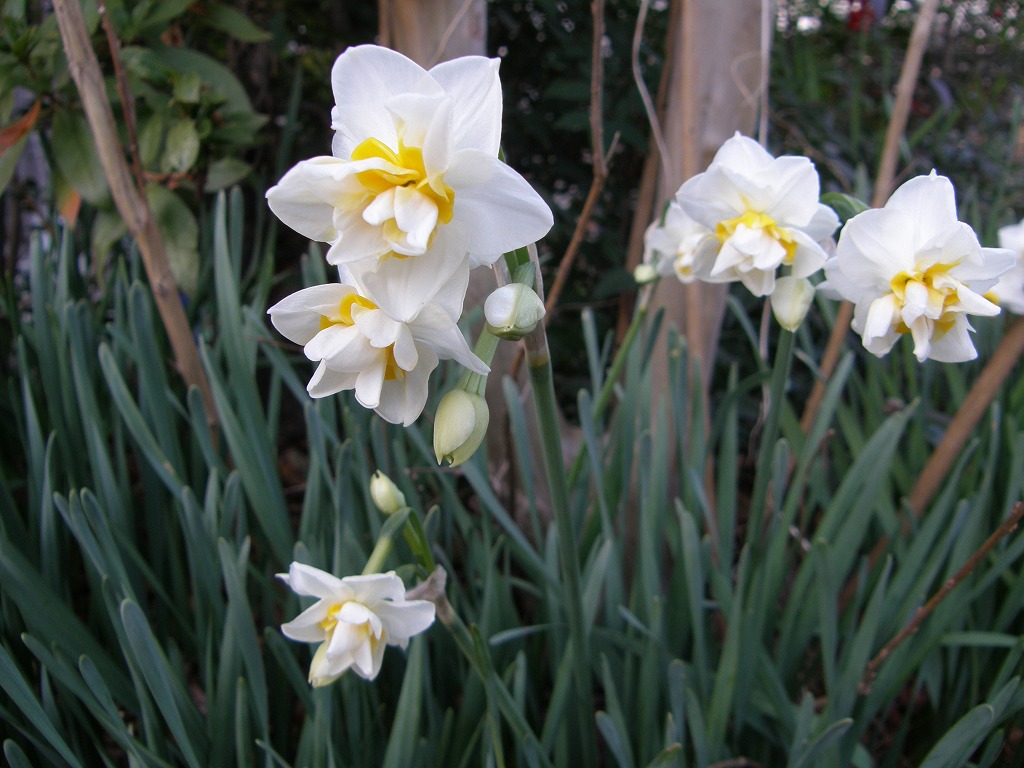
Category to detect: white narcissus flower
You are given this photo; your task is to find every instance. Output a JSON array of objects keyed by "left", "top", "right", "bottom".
[
  {"left": 992, "top": 218, "right": 1024, "bottom": 314},
  {"left": 675, "top": 133, "right": 839, "bottom": 296},
  {"left": 266, "top": 45, "right": 553, "bottom": 274},
  {"left": 279, "top": 563, "right": 435, "bottom": 685},
  {"left": 268, "top": 257, "right": 487, "bottom": 426},
  {"left": 824, "top": 172, "right": 1015, "bottom": 362},
  {"left": 642, "top": 200, "right": 711, "bottom": 283}
]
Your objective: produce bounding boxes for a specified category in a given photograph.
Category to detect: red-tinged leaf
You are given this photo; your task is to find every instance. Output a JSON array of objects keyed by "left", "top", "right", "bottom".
[
  {"left": 58, "top": 186, "right": 81, "bottom": 227},
  {"left": 0, "top": 100, "right": 40, "bottom": 155}
]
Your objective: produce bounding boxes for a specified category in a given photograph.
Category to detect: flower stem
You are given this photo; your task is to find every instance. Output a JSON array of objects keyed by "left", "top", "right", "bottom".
[
  {"left": 423, "top": 568, "right": 554, "bottom": 768},
  {"left": 362, "top": 508, "right": 410, "bottom": 575},
  {"left": 747, "top": 329, "right": 795, "bottom": 540}
]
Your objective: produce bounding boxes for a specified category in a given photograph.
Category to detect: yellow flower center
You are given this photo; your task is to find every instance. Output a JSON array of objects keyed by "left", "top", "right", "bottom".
[
  {"left": 715, "top": 211, "right": 798, "bottom": 263},
  {"left": 351, "top": 137, "right": 456, "bottom": 226},
  {"left": 889, "top": 263, "right": 959, "bottom": 336},
  {"left": 319, "top": 294, "right": 406, "bottom": 381}
]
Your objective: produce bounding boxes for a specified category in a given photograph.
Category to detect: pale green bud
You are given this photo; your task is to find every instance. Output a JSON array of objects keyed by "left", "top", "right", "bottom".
[
  {"left": 369, "top": 470, "right": 406, "bottom": 515},
  {"left": 633, "top": 263, "right": 659, "bottom": 285},
  {"left": 484, "top": 283, "right": 546, "bottom": 341},
  {"left": 771, "top": 276, "right": 815, "bottom": 331},
  {"left": 433, "top": 389, "right": 489, "bottom": 467}
]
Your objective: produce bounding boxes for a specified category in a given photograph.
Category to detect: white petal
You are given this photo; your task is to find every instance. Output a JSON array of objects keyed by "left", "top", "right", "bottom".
[
  {"left": 391, "top": 324, "right": 419, "bottom": 371},
  {"left": 802, "top": 204, "right": 841, "bottom": 242},
  {"left": 326, "top": 217, "right": 390, "bottom": 265},
  {"left": 344, "top": 572, "right": 407, "bottom": 603},
  {"left": 950, "top": 286, "right": 1000, "bottom": 317},
  {"left": 758, "top": 155, "right": 821, "bottom": 226},
  {"left": 429, "top": 56, "right": 503, "bottom": 155},
  {"left": 280, "top": 603, "right": 329, "bottom": 643},
  {"left": 908, "top": 317, "right": 934, "bottom": 362},
  {"left": 445, "top": 150, "right": 553, "bottom": 262},
  {"left": 310, "top": 327, "right": 380, "bottom": 371},
  {"left": 374, "top": 599, "right": 436, "bottom": 644},
  {"left": 364, "top": 253, "right": 470, "bottom": 323},
  {"left": 266, "top": 157, "right": 350, "bottom": 242},
  {"left": 330, "top": 45, "right": 438, "bottom": 159},
  {"left": 737, "top": 266, "right": 776, "bottom": 297},
  {"left": 308, "top": 641, "right": 351, "bottom": 687},
  {"left": 268, "top": 284, "right": 355, "bottom": 345},
  {"left": 375, "top": 345, "right": 438, "bottom": 426},
  {"left": 951, "top": 246, "right": 1017, "bottom": 290},
  {"left": 834, "top": 208, "right": 917, "bottom": 287},
  {"left": 327, "top": 619, "right": 368, "bottom": 658},
  {"left": 354, "top": 360, "right": 386, "bottom": 410},
  {"left": 884, "top": 172, "right": 958, "bottom": 247},
  {"left": 307, "top": 362, "right": 358, "bottom": 398},
  {"left": 788, "top": 230, "right": 829, "bottom": 278},
  {"left": 362, "top": 188, "right": 397, "bottom": 227},
  {"left": 863, "top": 294, "right": 898, "bottom": 344},
  {"left": 676, "top": 168, "right": 745, "bottom": 228},
  {"left": 351, "top": 636, "right": 387, "bottom": 680},
  {"left": 283, "top": 562, "right": 348, "bottom": 600},
  {"left": 392, "top": 187, "right": 440, "bottom": 253},
  {"left": 928, "top": 315, "right": 978, "bottom": 362},
  {"left": 710, "top": 133, "right": 773, "bottom": 173},
  {"left": 411, "top": 305, "right": 488, "bottom": 373},
  {"left": 353, "top": 307, "right": 403, "bottom": 350}
]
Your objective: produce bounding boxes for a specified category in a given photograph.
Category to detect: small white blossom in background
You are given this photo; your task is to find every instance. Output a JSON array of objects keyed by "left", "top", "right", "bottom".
[
  {"left": 674, "top": 133, "right": 839, "bottom": 298},
  {"left": 266, "top": 44, "right": 553, "bottom": 278},
  {"left": 823, "top": 172, "right": 1015, "bottom": 362},
  {"left": 991, "top": 218, "right": 1024, "bottom": 314},
  {"left": 641, "top": 200, "right": 710, "bottom": 283},
  {"left": 279, "top": 563, "right": 435, "bottom": 686},
  {"left": 267, "top": 257, "right": 487, "bottom": 426}
]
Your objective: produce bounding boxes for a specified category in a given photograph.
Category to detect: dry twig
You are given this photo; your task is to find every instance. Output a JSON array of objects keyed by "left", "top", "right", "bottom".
[
  {"left": 860, "top": 502, "right": 1024, "bottom": 694},
  {"left": 799, "top": 0, "right": 942, "bottom": 437},
  {"left": 53, "top": 0, "right": 218, "bottom": 427}
]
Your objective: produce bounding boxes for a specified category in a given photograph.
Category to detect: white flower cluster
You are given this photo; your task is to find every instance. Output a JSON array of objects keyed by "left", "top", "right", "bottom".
[
  {"left": 278, "top": 563, "right": 435, "bottom": 685},
  {"left": 267, "top": 46, "right": 553, "bottom": 425},
  {"left": 643, "top": 133, "right": 1017, "bottom": 362}
]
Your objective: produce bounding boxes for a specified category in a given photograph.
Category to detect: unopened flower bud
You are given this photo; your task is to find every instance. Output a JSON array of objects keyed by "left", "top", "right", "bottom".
[
  {"left": 369, "top": 470, "right": 406, "bottom": 515},
  {"left": 433, "top": 389, "right": 489, "bottom": 467},
  {"left": 484, "top": 284, "right": 546, "bottom": 341},
  {"left": 771, "top": 276, "right": 815, "bottom": 331},
  {"left": 633, "top": 263, "right": 659, "bottom": 285}
]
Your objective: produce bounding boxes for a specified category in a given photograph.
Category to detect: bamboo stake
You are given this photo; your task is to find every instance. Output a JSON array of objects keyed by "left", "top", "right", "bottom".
[{"left": 800, "top": 0, "right": 941, "bottom": 436}]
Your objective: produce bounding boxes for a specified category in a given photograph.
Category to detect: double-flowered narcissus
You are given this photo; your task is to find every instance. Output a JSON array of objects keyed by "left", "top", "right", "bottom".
[
  {"left": 279, "top": 563, "right": 436, "bottom": 686},
  {"left": 673, "top": 133, "right": 839, "bottom": 298},
  {"left": 823, "top": 172, "right": 1015, "bottom": 362},
  {"left": 267, "top": 258, "right": 487, "bottom": 426},
  {"left": 266, "top": 44, "right": 552, "bottom": 277}
]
